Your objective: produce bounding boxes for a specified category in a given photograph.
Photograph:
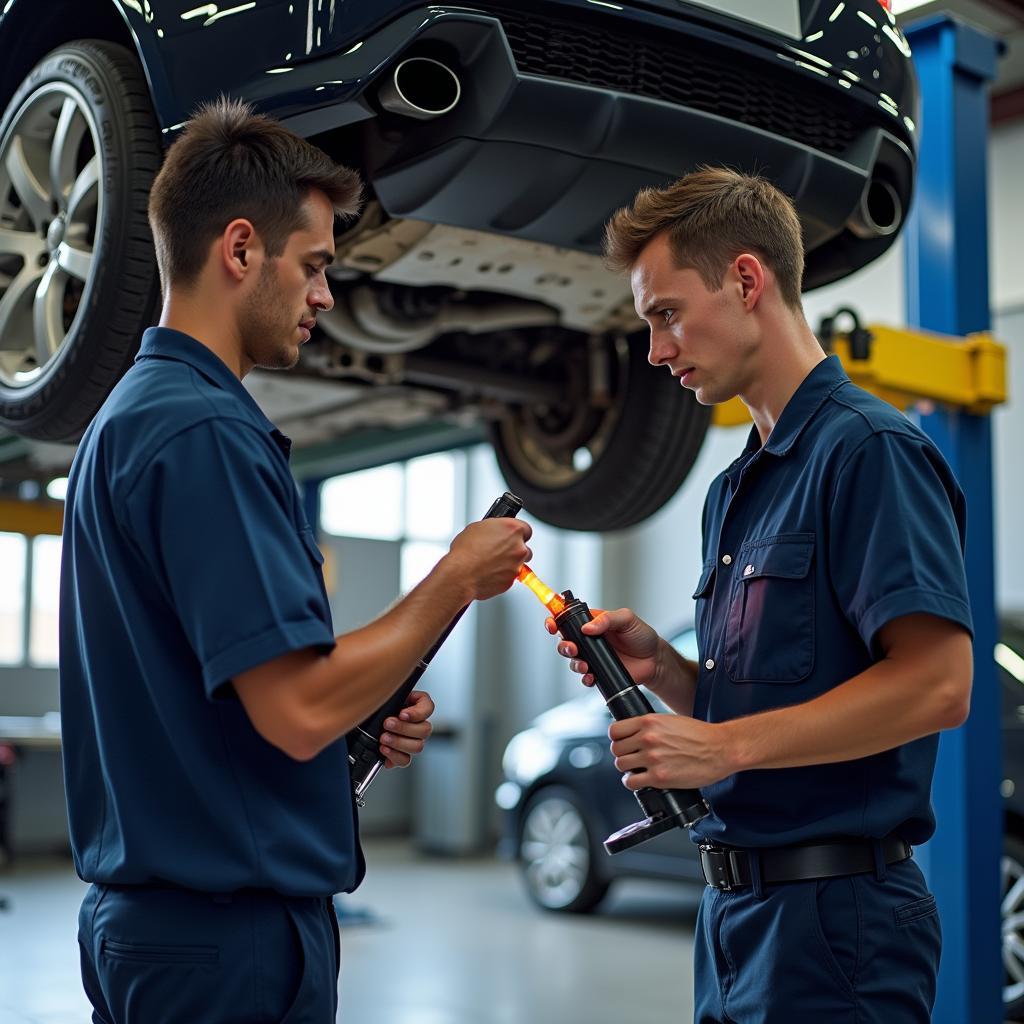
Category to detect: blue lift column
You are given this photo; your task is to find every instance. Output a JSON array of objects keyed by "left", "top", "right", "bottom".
[{"left": 903, "top": 17, "right": 1002, "bottom": 1023}]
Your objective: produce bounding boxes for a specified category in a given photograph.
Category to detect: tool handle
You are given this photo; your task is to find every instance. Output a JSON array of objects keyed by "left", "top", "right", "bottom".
[
  {"left": 555, "top": 595, "right": 706, "bottom": 813},
  {"left": 347, "top": 492, "right": 523, "bottom": 802}
]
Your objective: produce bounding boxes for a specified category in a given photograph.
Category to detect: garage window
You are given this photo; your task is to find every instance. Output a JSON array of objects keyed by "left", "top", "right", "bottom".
[
  {"left": 29, "top": 535, "right": 61, "bottom": 667},
  {"left": 320, "top": 451, "right": 462, "bottom": 594},
  {"left": 0, "top": 531, "right": 26, "bottom": 665}
]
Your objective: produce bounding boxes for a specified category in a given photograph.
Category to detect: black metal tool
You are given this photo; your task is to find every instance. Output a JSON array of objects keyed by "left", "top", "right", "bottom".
[
  {"left": 346, "top": 491, "right": 524, "bottom": 805},
  {"left": 554, "top": 591, "right": 709, "bottom": 854}
]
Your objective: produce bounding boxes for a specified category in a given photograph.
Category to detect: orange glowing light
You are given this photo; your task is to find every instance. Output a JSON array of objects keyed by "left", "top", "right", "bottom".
[{"left": 516, "top": 566, "right": 566, "bottom": 616}]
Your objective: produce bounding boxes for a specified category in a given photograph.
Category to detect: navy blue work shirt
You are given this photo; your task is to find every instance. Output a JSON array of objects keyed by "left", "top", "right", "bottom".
[
  {"left": 691, "top": 355, "right": 972, "bottom": 849},
  {"left": 60, "top": 327, "right": 364, "bottom": 897}
]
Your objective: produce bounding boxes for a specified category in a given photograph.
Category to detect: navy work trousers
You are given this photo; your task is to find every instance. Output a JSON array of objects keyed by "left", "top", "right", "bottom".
[
  {"left": 694, "top": 857, "right": 941, "bottom": 1023},
  {"left": 78, "top": 883, "right": 340, "bottom": 1024}
]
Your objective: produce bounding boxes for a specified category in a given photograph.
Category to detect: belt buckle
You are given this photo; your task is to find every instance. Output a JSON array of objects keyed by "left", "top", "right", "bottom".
[{"left": 699, "top": 844, "right": 733, "bottom": 891}]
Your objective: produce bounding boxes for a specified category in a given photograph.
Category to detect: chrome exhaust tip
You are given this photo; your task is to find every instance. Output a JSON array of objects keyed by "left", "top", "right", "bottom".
[
  {"left": 378, "top": 57, "right": 461, "bottom": 120},
  {"left": 849, "top": 177, "right": 903, "bottom": 239}
]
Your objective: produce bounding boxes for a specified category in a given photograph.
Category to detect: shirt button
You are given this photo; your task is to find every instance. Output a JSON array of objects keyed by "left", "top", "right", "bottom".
[
  {"left": 721, "top": 554, "right": 732, "bottom": 566},
  {"left": 705, "top": 658, "right": 716, "bottom": 670}
]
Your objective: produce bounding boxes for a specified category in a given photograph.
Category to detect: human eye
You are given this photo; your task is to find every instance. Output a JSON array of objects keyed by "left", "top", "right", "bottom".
[{"left": 660, "top": 308, "right": 675, "bottom": 325}]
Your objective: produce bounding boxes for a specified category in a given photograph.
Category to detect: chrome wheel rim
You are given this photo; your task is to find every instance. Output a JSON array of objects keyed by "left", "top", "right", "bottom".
[
  {"left": 1002, "top": 851, "right": 1024, "bottom": 1006},
  {"left": 521, "top": 796, "right": 591, "bottom": 908},
  {"left": 0, "top": 83, "right": 104, "bottom": 389}
]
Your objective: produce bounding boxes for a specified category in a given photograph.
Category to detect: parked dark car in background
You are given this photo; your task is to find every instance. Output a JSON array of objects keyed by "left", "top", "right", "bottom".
[
  {"left": 0, "top": 0, "right": 916, "bottom": 530},
  {"left": 497, "top": 617, "right": 1024, "bottom": 1019}
]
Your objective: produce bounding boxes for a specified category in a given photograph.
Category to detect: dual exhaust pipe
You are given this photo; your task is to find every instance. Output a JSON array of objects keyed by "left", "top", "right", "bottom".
[{"left": 378, "top": 56, "right": 461, "bottom": 120}]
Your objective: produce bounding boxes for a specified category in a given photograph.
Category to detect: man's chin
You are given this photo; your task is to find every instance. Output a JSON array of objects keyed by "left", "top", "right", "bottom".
[{"left": 256, "top": 346, "right": 301, "bottom": 371}]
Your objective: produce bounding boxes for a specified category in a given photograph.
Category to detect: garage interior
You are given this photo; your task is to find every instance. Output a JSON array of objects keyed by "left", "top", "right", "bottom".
[{"left": 2, "top": 0, "right": 1024, "bottom": 1022}]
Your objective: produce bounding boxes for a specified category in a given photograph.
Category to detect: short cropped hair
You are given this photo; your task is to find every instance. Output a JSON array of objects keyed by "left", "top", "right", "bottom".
[
  {"left": 603, "top": 168, "right": 805, "bottom": 309},
  {"left": 148, "top": 97, "right": 362, "bottom": 287}
]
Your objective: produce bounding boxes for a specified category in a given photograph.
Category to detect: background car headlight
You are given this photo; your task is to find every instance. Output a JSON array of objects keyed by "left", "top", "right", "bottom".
[{"left": 502, "top": 729, "right": 559, "bottom": 785}]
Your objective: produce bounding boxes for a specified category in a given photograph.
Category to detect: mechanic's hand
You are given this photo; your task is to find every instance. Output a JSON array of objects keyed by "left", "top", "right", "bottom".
[
  {"left": 610, "top": 713, "right": 731, "bottom": 791},
  {"left": 446, "top": 518, "right": 532, "bottom": 601},
  {"left": 545, "top": 607, "right": 662, "bottom": 689},
  {"left": 380, "top": 690, "right": 435, "bottom": 769}
]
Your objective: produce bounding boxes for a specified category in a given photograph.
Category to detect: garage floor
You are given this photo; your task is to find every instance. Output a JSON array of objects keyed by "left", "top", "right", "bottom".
[{"left": 0, "top": 839, "right": 699, "bottom": 1023}]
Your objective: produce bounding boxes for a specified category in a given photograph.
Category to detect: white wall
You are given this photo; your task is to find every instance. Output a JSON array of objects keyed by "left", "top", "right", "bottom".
[{"left": 989, "top": 119, "right": 1024, "bottom": 314}]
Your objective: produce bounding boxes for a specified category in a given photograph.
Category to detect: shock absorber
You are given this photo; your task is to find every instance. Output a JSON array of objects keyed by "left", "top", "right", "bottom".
[
  {"left": 346, "top": 491, "right": 524, "bottom": 805},
  {"left": 518, "top": 571, "right": 709, "bottom": 854}
]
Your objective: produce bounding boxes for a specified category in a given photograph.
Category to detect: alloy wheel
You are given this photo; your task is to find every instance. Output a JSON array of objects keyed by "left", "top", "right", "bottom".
[
  {"left": 521, "top": 795, "right": 593, "bottom": 909},
  {"left": 0, "top": 83, "right": 103, "bottom": 389},
  {"left": 1002, "top": 849, "right": 1024, "bottom": 1010}
]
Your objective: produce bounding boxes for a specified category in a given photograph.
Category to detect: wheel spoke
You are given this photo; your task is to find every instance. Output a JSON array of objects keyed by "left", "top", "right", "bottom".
[
  {"left": 561, "top": 845, "right": 588, "bottom": 867},
  {"left": 33, "top": 261, "right": 66, "bottom": 364},
  {"left": 1003, "top": 873, "right": 1024, "bottom": 916},
  {"left": 553, "top": 813, "right": 584, "bottom": 845},
  {"left": 50, "top": 97, "right": 88, "bottom": 207},
  {"left": 56, "top": 240, "right": 92, "bottom": 282},
  {"left": 0, "top": 265, "right": 42, "bottom": 348},
  {"left": 0, "top": 226, "right": 41, "bottom": 260},
  {"left": 66, "top": 155, "right": 99, "bottom": 227},
  {"left": 5, "top": 137, "right": 51, "bottom": 230},
  {"left": 1006, "top": 934, "right": 1024, "bottom": 983}
]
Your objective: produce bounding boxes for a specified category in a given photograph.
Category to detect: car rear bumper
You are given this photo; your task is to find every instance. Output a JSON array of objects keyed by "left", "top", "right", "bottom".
[{"left": 247, "top": 5, "right": 915, "bottom": 288}]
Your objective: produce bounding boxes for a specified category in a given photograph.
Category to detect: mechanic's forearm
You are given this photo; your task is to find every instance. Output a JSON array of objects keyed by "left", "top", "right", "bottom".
[
  {"left": 647, "top": 639, "right": 699, "bottom": 716},
  {"left": 723, "top": 655, "right": 970, "bottom": 773},
  {"left": 293, "top": 558, "right": 474, "bottom": 748}
]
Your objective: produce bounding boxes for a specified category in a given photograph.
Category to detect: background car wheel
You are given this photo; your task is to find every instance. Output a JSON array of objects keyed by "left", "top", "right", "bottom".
[
  {"left": 0, "top": 41, "right": 161, "bottom": 441},
  {"left": 1003, "top": 833, "right": 1024, "bottom": 1019},
  {"left": 518, "top": 787, "right": 610, "bottom": 913},
  {"left": 489, "top": 332, "right": 711, "bottom": 532}
]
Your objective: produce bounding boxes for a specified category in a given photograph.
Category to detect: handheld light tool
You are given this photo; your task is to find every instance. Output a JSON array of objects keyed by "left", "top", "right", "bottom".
[
  {"left": 519, "top": 571, "right": 709, "bottom": 854},
  {"left": 346, "top": 491, "right": 524, "bottom": 805}
]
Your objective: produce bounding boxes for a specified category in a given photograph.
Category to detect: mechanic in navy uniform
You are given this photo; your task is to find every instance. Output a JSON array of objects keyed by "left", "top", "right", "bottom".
[
  {"left": 553, "top": 168, "right": 973, "bottom": 1022},
  {"left": 59, "top": 99, "right": 532, "bottom": 1024}
]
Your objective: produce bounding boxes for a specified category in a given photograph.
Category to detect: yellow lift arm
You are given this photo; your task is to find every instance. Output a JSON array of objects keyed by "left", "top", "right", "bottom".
[
  {"left": 712, "top": 323, "right": 1008, "bottom": 427},
  {"left": 0, "top": 498, "right": 63, "bottom": 537}
]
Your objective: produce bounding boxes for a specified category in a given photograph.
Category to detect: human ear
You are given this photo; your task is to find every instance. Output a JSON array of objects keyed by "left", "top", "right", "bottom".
[
  {"left": 734, "top": 253, "right": 765, "bottom": 310},
  {"left": 222, "top": 219, "right": 257, "bottom": 282}
]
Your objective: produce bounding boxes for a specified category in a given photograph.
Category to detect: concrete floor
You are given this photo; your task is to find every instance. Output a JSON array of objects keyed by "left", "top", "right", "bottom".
[{"left": 0, "top": 839, "right": 699, "bottom": 1024}]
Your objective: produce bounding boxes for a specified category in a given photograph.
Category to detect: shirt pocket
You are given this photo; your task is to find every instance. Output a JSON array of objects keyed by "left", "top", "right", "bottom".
[{"left": 724, "top": 533, "right": 815, "bottom": 683}]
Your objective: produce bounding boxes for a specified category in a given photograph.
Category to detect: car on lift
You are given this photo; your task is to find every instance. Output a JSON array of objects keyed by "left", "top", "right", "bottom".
[
  {"left": 496, "top": 616, "right": 1024, "bottom": 1019},
  {"left": 0, "top": 0, "right": 917, "bottom": 531}
]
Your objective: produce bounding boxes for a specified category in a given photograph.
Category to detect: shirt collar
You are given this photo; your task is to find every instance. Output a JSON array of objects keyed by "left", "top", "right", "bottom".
[
  {"left": 758, "top": 354, "right": 849, "bottom": 457},
  {"left": 135, "top": 327, "right": 290, "bottom": 454}
]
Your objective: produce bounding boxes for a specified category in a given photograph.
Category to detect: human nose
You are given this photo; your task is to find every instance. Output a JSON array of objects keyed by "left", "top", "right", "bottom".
[
  {"left": 647, "top": 327, "right": 676, "bottom": 367},
  {"left": 310, "top": 273, "right": 334, "bottom": 312}
]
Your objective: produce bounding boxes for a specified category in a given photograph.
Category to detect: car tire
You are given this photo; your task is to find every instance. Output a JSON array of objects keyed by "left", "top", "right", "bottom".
[
  {"left": 1003, "top": 832, "right": 1024, "bottom": 1020},
  {"left": 0, "top": 40, "right": 162, "bottom": 441},
  {"left": 489, "top": 331, "right": 711, "bottom": 532},
  {"left": 518, "top": 786, "right": 610, "bottom": 913}
]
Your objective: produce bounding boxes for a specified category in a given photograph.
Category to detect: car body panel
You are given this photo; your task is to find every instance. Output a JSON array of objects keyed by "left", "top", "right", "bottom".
[{"left": 0, "top": 0, "right": 917, "bottom": 290}]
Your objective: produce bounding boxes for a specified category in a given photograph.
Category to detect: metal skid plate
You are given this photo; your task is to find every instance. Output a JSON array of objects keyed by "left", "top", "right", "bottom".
[{"left": 337, "top": 219, "right": 638, "bottom": 333}]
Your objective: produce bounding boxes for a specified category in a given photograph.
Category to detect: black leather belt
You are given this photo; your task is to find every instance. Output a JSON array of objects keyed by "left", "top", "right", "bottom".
[{"left": 699, "top": 835, "right": 912, "bottom": 890}]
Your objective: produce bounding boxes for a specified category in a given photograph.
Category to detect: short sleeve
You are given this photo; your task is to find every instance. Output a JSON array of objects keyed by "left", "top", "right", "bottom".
[
  {"left": 121, "top": 419, "right": 335, "bottom": 698},
  {"left": 827, "top": 430, "right": 973, "bottom": 657}
]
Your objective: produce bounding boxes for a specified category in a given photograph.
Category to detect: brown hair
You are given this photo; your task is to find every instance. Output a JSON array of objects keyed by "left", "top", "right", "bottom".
[
  {"left": 603, "top": 167, "right": 805, "bottom": 309},
  {"left": 148, "top": 97, "right": 362, "bottom": 287}
]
